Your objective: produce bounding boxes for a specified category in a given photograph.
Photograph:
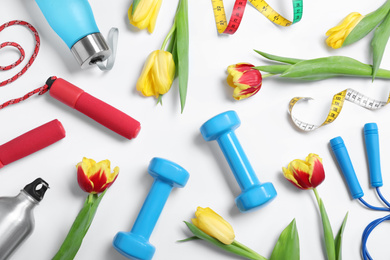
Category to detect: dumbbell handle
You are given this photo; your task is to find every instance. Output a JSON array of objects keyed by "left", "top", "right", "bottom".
[
  {"left": 130, "top": 180, "right": 172, "bottom": 240},
  {"left": 330, "top": 137, "right": 364, "bottom": 199},
  {"left": 217, "top": 132, "right": 260, "bottom": 191},
  {"left": 364, "top": 123, "right": 383, "bottom": 188}
]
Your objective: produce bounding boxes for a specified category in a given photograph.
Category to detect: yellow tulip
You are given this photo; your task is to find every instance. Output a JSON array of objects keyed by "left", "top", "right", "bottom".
[
  {"left": 191, "top": 207, "right": 235, "bottom": 245},
  {"left": 326, "top": 12, "right": 364, "bottom": 49},
  {"left": 128, "top": 0, "right": 162, "bottom": 33},
  {"left": 136, "top": 50, "right": 175, "bottom": 97}
]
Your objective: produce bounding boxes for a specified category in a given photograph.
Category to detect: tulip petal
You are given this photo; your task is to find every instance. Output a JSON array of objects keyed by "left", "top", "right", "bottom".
[
  {"left": 227, "top": 74, "right": 235, "bottom": 88},
  {"left": 227, "top": 64, "right": 262, "bottom": 100},
  {"left": 282, "top": 154, "right": 325, "bottom": 190},
  {"left": 88, "top": 170, "right": 108, "bottom": 194},
  {"left": 306, "top": 154, "right": 325, "bottom": 187},
  {"left": 192, "top": 207, "right": 235, "bottom": 245},
  {"left": 77, "top": 166, "right": 94, "bottom": 193},
  {"left": 132, "top": 0, "right": 157, "bottom": 22},
  {"left": 76, "top": 158, "right": 119, "bottom": 194},
  {"left": 137, "top": 51, "right": 158, "bottom": 96},
  {"left": 152, "top": 51, "right": 174, "bottom": 95},
  {"left": 325, "top": 12, "right": 364, "bottom": 49},
  {"left": 147, "top": 0, "right": 162, "bottom": 33}
]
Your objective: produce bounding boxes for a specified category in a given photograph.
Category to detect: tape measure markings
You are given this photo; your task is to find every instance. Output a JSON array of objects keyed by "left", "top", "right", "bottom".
[
  {"left": 289, "top": 89, "right": 390, "bottom": 131},
  {"left": 212, "top": 0, "right": 247, "bottom": 34},
  {"left": 212, "top": 0, "right": 303, "bottom": 34}
]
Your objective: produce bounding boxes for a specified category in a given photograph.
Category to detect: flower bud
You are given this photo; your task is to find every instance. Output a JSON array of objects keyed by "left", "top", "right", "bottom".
[
  {"left": 76, "top": 157, "right": 119, "bottom": 194},
  {"left": 128, "top": 0, "right": 162, "bottom": 33},
  {"left": 137, "top": 50, "right": 175, "bottom": 98},
  {"left": 282, "top": 153, "right": 325, "bottom": 190},
  {"left": 191, "top": 207, "right": 235, "bottom": 245},
  {"left": 227, "top": 63, "right": 262, "bottom": 100},
  {"left": 326, "top": 12, "right": 364, "bottom": 49}
]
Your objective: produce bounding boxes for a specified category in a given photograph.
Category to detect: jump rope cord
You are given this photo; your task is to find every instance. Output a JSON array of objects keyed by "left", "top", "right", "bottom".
[
  {"left": 359, "top": 187, "right": 390, "bottom": 260},
  {"left": 0, "top": 20, "right": 40, "bottom": 86},
  {"left": 0, "top": 20, "right": 50, "bottom": 110},
  {"left": 358, "top": 197, "right": 390, "bottom": 212}
]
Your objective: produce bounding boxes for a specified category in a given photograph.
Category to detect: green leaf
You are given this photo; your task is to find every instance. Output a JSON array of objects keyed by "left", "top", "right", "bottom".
[
  {"left": 254, "top": 50, "right": 304, "bottom": 64},
  {"left": 177, "top": 236, "right": 200, "bottom": 242},
  {"left": 176, "top": 0, "right": 189, "bottom": 113},
  {"left": 132, "top": 0, "right": 141, "bottom": 15},
  {"left": 52, "top": 191, "right": 107, "bottom": 260},
  {"left": 334, "top": 212, "right": 348, "bottom": 260},
  {"left": 280, "top": 56, "right": 390, "bottom": 80},
  {"left": 371, "top": 11, "right": 390, "bottom": 80},
  {"left": 318, "top": 199, "right": 336, "bottom": 260},
  {"left": 183, "top": 222, "right": 267, "bottom": 260},
  {"left": 167, "top": 28, "right": 179, "bottom": 78},
  {"left": 166, "top": 27, "right": 177, "bottom": 54},
  {"left": 270, "top": 219, "right": 300, "bottom": 260},
  {"left": 344, "top": 1, "right": 390, "bottom": 46}
]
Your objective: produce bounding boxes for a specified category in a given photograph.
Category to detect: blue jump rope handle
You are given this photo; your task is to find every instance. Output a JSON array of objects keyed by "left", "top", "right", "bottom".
[
  {"left": 364, "top": 123, "right": 383, "bottom": 188},
  {"left": 35, "top": 0, "right": 100, "bottom": 48},
  {"left": 330, "top": 136, "right": 364, "bottom": 199}
]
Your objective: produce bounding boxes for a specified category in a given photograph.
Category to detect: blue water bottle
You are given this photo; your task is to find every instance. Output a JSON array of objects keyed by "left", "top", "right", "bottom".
[{"left": 34, "top": 0, "right": 111, "bottom": 68}]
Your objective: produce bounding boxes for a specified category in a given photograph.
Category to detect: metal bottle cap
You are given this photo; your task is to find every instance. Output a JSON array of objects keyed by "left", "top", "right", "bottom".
[
  {"left": 23, "top": 178, "right": 49, "bottom": 202},
  {"left": 70, "top": 33, "right": 111, "bottom": 69}
]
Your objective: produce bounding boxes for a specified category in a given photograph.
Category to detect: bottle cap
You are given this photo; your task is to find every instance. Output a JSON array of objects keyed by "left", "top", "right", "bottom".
[
  {"left": 70, "top": 33, "right": 111, "bottom": 69},
  {"left": 23, "top": 178, "right": 49, "bottom": 202}
]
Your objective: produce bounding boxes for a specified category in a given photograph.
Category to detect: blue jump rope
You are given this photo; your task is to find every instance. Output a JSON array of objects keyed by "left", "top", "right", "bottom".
[{"left": 330, "top": 123, "right": 390, "bottom": 260}]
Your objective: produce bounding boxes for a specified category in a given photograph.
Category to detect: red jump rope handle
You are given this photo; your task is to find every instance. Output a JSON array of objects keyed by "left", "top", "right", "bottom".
[
  {"left": 48, "top": 78, "right": 141, "bottom": 140},
  {"left": 0, "top": 119, "right": 65, "bottom": 168}
]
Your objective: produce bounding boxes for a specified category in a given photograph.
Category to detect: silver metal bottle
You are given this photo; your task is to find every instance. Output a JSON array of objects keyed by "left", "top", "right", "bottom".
[{"left": 0, "top": 178, "right": 49, "bottom": 260}]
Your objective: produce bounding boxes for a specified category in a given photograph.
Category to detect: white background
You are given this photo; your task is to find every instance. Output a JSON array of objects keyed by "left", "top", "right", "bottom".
[{"left": 2, "top": 0, "right": 390, "bottom": 259}]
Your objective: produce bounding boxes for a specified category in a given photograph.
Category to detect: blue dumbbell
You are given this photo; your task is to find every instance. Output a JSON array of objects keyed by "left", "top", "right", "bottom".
[
  {"left": 113, "top": 158, "right": 189, "bottom": 260},
  {"left": 200, "top": 110, "right": 277, "bottom": 212}
]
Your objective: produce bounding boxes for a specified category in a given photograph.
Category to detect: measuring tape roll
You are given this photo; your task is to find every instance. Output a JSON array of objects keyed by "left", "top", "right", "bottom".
[
  {"left": 212, "top": 0, "right": 303, "bottom": 34},
  {"left": 289, "top": 89, "right": 390, "bottom": 131}
]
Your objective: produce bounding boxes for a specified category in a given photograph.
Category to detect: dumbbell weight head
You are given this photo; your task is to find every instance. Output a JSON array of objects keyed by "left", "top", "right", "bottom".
[
  {"left": 236, "top": 182, "right": 277, "bottom": 212},
  {"left": 200, "top": 110, "right": 240, "bottom": 141},
  {"left": 148, "top": 157, "right": 189, "bottom": 188}
]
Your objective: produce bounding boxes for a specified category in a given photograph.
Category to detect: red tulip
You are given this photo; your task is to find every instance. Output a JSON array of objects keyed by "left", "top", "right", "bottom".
[
  {"left": 227, "top": 63, "right": 262, "bottom": 100},
  {"left": 76, "top": 157, "right": 119, "bottom": 194},
  {"left": 282, "top": 153, "right": 325, "bottom": 190}
]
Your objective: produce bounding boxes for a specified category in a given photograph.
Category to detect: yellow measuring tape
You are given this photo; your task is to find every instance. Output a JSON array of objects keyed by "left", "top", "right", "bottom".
[
  {"left": 212, "top": 0, "right": 303, "bottom": 34},
  {"left": 289, "top": 89, "right": 390, "bottom": 131}
]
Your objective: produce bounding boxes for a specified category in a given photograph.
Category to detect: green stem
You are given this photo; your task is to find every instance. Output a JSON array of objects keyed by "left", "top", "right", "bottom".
[
  {"left": 262, "top": 73, "right": 275, "bottom": 78},
  {"left": 312, "top": 188, "right": 336, "bottom": 260},
  {"left": 313, "top": 188, "right": 321, "bottom": 206},
  {"left": 161, "top": 22, "right": 177, "bottom": 50},
  {"left": 53, "top": 191, "right": 106, "bottom": 260},
  {"left": 253, "top": 65, "right": 290, "bottom": 75},
  {"left": 374, "top": 67, "right": 390, "bottom": 78},
  {"left": 87, "top": 193, "right": 95, "bottom": 203},
  {"left": 232, "top": 240, "right": 267, "bottom": 260}
]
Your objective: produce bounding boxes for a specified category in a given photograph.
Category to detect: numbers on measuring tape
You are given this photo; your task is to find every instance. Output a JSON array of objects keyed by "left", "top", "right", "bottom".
[
  {"left": 289, "top": 89, "right": 390, "bottom": 131},
  {"left": 212, "top": 0, "right": 247, "bottom": 34},
  {"left": 212, "top": 0, "right": 303, "bottom": 34}
]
